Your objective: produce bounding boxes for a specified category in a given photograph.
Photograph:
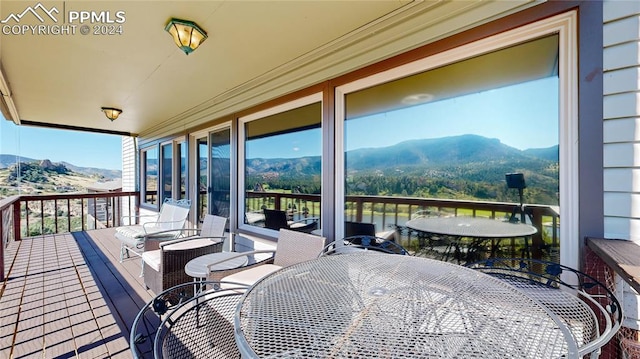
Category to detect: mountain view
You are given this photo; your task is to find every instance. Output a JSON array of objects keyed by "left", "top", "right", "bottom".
[
  {"left": 1, "top": 134, "right": 559, "bottom": 205},
  {"left": 246, "top": 134, "right": 559, "bottom": 205},
  {"left": 0, "top": 154, "right": 122, "bottom": 198}
]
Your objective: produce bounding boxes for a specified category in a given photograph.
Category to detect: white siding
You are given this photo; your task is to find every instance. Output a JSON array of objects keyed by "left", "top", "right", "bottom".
[
  {"left": 603, "top": 0, "right": 640, "bottom": 239},
  {"left": 121, "top": 136, "right": 137, "bottom": 218},
  {"left": 121, "top": 136, "right": 136, "bottom": 192},
  {"left": 603, "top": 0, "right": 640, "bottom": 332}
]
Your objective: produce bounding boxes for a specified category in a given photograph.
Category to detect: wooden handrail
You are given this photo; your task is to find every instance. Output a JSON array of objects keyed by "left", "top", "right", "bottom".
[
  {"left": 245, "top": 191, "right": 560, "bottom": 250},
  {"left": 2, "top": 190, "right": 559, "bottom": 281}
]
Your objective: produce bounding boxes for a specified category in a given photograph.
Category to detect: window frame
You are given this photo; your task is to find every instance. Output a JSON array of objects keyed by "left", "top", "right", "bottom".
[
  {"left": 238, "top": 92, "right": 323, "bottom": 237},
  {"left": 334, "top": 12, "right": 578, "bottom": 268},
  {"left": 141, "top": 136, "right": 188, "bottom": 211},
  {"left": 140, "top": 145, "right": 159, "bottom": 210},
  {"left": 189, "top": 122, "right": 233, "bottom": 224}
]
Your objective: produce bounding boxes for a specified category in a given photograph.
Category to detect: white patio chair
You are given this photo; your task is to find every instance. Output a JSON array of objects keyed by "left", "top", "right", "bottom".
[
  {"left": 115, "top": 198, "right": 191, "bottom": 263},
  {"left": 176, "top": 214, "right": 228, "bottom": 241},
  {"left": 218, "top": 228, "right": 327, "bottom": 287}
]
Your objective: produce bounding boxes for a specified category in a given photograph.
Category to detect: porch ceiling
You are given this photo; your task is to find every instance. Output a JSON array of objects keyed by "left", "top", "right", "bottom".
[{"left": 0, "top": 0, "right": 537, "bottom": 137}]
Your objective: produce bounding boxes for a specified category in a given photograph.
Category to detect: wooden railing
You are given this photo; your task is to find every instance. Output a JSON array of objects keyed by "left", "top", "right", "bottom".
[
  {"left": 0, "top": 191, "right": 139, "bottom": 280},
  {"left": 1, "top": 190, "right": 559, "bottom": 280},
  {"left": 246, "top": 191, "right": 560, "bottom": 259}
]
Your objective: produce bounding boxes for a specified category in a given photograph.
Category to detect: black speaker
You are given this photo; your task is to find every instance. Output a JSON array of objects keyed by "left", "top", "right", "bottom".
[{"left": 505, "top": 173, "right": 526, "bottom": 189}]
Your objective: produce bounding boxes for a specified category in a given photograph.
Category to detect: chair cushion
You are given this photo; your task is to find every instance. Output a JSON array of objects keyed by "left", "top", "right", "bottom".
[
  {"left": 115, "top": 228, "right": 144, "bottom": 248},
  {"left": 141, "top": 250, "right": 161, "bottom": 272},
  {"left": 115, "top": 224, "right": 179, "bottom": 247},
  {"left": 115, "top": 225, "right": 145, "bottom": 238},
  {"left": 163, "top": 238, "right": 221, "bottom": 251},
  {"left": 220, "top": 264, "right": 282, "bottom": 287}
]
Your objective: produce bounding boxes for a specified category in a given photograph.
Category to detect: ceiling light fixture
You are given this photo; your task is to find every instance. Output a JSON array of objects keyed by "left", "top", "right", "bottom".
[
  {"left": 101, "top": 107, "right": 122, "bottom": 121},
  {"left": 164, "top": 18, "right": 208, "bottom": 55}
]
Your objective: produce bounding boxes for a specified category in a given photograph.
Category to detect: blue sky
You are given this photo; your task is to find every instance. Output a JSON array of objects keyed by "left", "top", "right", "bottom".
[
  {"left": 248, "top": 77, "right": 559, "bottom": 159},
  {"left": 1, "top": 116, "right": 123, "bottom": 170},
  {"left": 346, "top": 77, "right": 559, "bottom": 152}
]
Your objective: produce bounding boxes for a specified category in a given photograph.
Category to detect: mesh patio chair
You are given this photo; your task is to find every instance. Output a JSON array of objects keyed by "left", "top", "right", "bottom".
[
  {"left": 115, "top": 198, "right": 192, "bottom": 262},
  {"left": 218, "top": 228, "right": 327, "bottom": 287},
  {"left": 345, "top": 220, "right": 397, "bottom": 242},
  {"left": 466, "top": 258, "right": 623, "bottom": 358},
  {"left": 320, "top": 235, "right": 409, "bottom": 256},
  {"left": 155, "top": 286, "right": 246, "bottom": 358},
  {"left": 263, "top": 209, "right": 318, "bottom": 233},
  {"left": 130, "top": 280, "right": 248, "bottom": 359}
]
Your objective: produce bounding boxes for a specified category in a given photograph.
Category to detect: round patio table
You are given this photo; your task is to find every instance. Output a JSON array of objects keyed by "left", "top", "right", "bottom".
[
  {"left": 405, "top": 216, "right": 537, "bottom": 238},
  {"left": 405, "top": 216, "right": 537, "bottom": 262},
  {"left": 235, "top": 252, "right": 578, "bottom": 359}
]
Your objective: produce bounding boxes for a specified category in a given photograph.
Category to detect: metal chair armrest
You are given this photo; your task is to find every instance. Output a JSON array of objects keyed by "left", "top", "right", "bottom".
[
  {"left": 142, "top": 220, "right": 188, "bottom": 234},
  {"left": 289, "top": 217, "right": 319, "bottom": 225},
  {"left": 120, "top": 213, "right": 159, "bottom": 225}
]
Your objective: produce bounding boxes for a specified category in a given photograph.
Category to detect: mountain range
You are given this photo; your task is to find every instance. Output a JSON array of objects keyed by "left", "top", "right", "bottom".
[
  {"left": 0, "top": 154, "right": 121, "bottom": 179},
  {"left": 0, "top": 134, "right": 559, "bottom": 202},
  {"left": 246, "top": 134, "right": 559, "bottom": 204},
  {"left": 249, "top": 134, "right": 557, "bottom": 177}
]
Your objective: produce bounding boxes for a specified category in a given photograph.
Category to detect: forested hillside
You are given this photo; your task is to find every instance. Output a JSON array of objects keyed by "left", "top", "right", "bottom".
[{"left": 246, "top": 135, "right": 559, "bottom": 205}]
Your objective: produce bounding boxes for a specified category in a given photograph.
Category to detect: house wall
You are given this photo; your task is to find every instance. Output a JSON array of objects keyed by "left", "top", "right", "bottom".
[
  {"left": 603, "top": 0, "right": 640, "bottom": 243},
  {"left": 120, "top": 136, "right": 154, "bottom": 218},
  {"left": 602, "top": 0, "right": 640, "bottom": 353},
  {"left": 121, "top": 136, "right": 136, "bottom": 193}
]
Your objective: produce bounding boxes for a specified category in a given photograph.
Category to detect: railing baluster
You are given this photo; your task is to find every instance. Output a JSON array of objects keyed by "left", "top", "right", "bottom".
[
  {"left": 67, "top": 199, "right": 71, "bottom": 232},
  {"left": 25, "top": 200, "right": 29, "bottom": 238},
  {"left": 40, "top": 200, "right": 44, "bottom": 235},
  {"left": 93, "top": 196, "right": 98, "bottom": 229},
  {"left": 54, "top": 198, "right": 58, "bottom": 233}
]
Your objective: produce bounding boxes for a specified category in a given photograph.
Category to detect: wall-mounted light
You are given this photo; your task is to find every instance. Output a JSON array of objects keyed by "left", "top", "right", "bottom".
[
  {"left": 164, "top": 18, "right": 208, "bottom": 55},
  {"left": 101, "top": 107, "right": 122, "bottom": 121}
]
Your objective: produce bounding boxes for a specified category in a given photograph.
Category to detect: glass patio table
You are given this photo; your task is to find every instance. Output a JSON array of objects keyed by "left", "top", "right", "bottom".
[
  {"left": 405, "top": 216, "right": 537, "bottom": 262},
  {"left": 234, "top": 252, "right": 579, "bottom": 358}
]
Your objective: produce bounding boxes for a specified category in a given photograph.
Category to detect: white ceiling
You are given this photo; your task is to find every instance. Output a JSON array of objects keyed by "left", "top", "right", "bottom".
[{"left": 0, "top": 0, "right": 537, "bottom": 137}]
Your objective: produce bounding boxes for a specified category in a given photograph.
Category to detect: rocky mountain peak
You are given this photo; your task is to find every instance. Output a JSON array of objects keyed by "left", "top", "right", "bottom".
[{"left": 40, "top": 159, "right": 55, "bottom": 169}]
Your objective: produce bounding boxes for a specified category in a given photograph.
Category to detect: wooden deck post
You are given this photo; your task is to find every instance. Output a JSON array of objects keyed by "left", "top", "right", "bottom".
[{"left": 13, "top": 200, "right": 21, "bottom": 242}]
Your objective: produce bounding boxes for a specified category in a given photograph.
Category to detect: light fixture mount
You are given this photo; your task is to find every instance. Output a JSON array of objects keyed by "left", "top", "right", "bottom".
[
  {"left": 164, "top": 18, "right": 208, "bottom": 55},
  {"left": 101, "top": 107, "right": 122, "bottom": 121}
]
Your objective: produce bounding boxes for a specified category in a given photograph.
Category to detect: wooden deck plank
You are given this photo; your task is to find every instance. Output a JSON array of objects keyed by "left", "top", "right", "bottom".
[
  {"left": 13, "top": 235, "right": 45, "bottom": 359},
  {"left": 72, "top": 230, "right": 153, "bottom": 358},
  {"left": 0, "top": 229, "right": 154, "bottom": 358},
  {"left": 42, "top": 235, "right": 76, "bottom": 358}
]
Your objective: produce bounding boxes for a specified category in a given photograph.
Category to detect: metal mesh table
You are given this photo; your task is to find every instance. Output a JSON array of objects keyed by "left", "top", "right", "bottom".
[
  {"left": 234, "top": 253, "right": 578, "bottom": 358},
  {"left": 405, "top": 217, "right": 537, "bottom": 238},
  {"left": 405, "top": 216, "right": 537, "bottom": 262}
]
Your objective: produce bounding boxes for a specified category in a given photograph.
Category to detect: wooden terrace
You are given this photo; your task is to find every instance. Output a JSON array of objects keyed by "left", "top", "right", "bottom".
[{"left": 0, "top": 228, "right": 151, "bottom": 358}]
